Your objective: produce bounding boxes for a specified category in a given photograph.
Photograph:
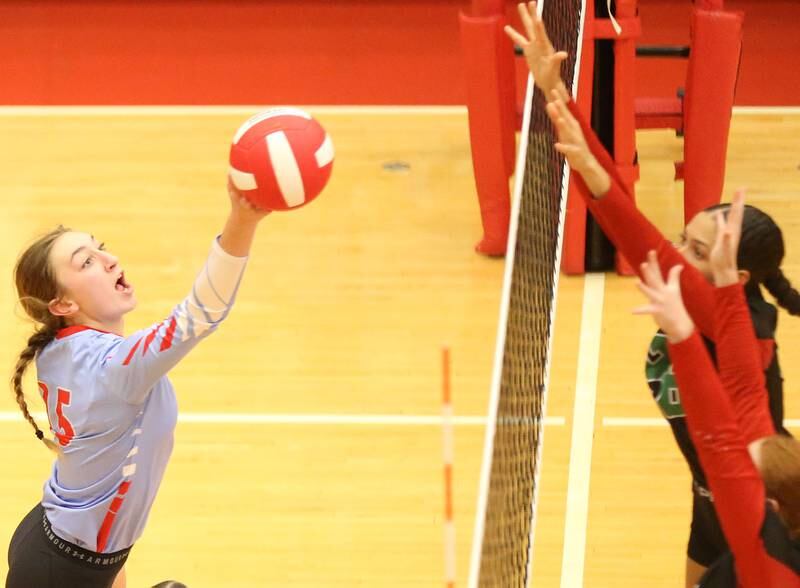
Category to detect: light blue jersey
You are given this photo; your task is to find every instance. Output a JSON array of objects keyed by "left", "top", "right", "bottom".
[{"left": 36, "top": 238, "right": 247, "bottom": 553}]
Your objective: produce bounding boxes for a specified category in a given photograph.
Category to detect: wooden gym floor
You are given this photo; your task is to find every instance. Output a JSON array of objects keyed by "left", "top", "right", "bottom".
[{"left": 0, "top": 106, "right": 797, "bottom": 587}]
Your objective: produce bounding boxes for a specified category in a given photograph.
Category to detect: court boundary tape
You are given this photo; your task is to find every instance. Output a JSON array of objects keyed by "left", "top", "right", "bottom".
[
  {"left": 0, "top": 411, "right": 565, "bottom": 426},
  {"left": 560, "top": 273, "right": 605, "bottom": 588},
  {"left": 1, "top": 412, "right": 795, "bottom": 427}
]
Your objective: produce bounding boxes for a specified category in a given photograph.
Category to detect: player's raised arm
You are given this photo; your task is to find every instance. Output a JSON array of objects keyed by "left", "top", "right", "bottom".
[
  {"left": 634, "top": 253, "right": 772, "bottom": 585},
  {"left": 708, "top": 191, "right": 775, "bottom": 443},
  {"left": 102, "top": 180, "right": 269, "bottom": 404},
  {"left": 545, "top": 94, "right": 718, "bottom": 337}
]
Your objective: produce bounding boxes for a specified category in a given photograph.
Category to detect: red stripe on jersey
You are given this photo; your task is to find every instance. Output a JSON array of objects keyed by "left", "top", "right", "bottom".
[
  {"left": 160, "top": 317, "right": 177, "bottom": 352},
  {"left": 141, "top": 326, "right": 159, "bottom": 356},
  {"left": 96, "top": 480, "right": 132, "bottom": 553},
  {"left": 122, "top": 338, "right": 142, "bottom": 366},
  {"left": 38, "top": 381, "right": 49, "bottom": 405}
]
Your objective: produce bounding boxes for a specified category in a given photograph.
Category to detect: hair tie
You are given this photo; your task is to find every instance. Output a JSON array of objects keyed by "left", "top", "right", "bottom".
[{"left": 35, "top": 430, "right": 44, "bottom": 440}]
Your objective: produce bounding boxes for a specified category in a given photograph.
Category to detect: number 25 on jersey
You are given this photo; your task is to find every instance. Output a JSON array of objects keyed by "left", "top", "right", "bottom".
[{"left": 38, "top": 381, "right": 75, "bottom": 447}]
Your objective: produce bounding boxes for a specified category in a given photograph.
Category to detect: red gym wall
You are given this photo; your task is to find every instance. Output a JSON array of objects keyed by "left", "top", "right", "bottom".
[{"left": 0, "top": 0, "right": 797, "bottom": 106}]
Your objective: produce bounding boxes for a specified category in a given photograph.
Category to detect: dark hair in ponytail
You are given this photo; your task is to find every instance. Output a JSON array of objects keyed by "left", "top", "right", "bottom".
[
  {"left": 12, "top": 226, "right": 70, "bottom": 452},
  {"left": 705, "top": 203, "right": 800, "bottom": 314},
  {"left": 763, "top": 270, "right": 800, "bottom": 316}
]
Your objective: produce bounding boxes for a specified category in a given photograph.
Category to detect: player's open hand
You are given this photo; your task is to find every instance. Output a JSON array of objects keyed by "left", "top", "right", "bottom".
[
  {"left": 227, "top": 176, "right": 271, "bottom": 223},
  {"left": 709, "top": 188, "right": 746, "bottom": 287},
  {"left": 504, "top": 2, "right": 569, "bottom": 102},
  {"left": 633, "top": 251, "right": 695, "bottom": 343}
]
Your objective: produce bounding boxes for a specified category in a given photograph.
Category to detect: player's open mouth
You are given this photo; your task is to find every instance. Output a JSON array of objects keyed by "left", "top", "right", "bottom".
[{"left": 115, "top": 272, "right": 132, "bottom": 293}]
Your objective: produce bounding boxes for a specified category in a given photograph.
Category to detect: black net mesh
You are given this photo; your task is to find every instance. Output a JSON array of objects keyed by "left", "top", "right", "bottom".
[{"left": 475, "top": 2, "right": 584, "bottom": 586}]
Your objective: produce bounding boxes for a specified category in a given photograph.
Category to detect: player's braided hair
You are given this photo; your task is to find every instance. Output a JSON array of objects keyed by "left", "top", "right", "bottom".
[
  {"left": 763, "top": 270, "right": 800, "bottom": 316},
  {"left": 12, "top": 226, "right": 70, "bottom": 452},
  {"left": 705, "top": 203, "right": 800, "bottom": 314}
]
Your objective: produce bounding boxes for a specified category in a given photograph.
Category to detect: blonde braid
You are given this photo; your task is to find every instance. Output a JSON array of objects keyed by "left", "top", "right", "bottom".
[
  {"left": 12, "top": 225, "right": 70, "bottom": 453},
  {"left": 11, "top": 325, "right": 61, "bottom": 453}
]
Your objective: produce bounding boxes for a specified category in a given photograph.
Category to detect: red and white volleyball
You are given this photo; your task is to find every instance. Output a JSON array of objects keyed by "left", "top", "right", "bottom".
[{"left": 228, "top": 108, "right": 334, "bottom": 211}]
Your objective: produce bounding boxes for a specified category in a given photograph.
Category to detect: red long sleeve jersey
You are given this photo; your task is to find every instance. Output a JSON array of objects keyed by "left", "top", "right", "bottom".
[
  {"left": 564, "top": 97, "right": 787, "bottom": 467},
  {"left": 563, "top": 98, "right": 799, "bottom": 585},
  {"left": 669, "top": 285, "right": 800, "bottom": 587}
]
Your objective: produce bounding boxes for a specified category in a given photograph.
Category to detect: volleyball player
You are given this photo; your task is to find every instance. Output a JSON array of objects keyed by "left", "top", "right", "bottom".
[
  {"left": 505, "top": 3, "right": 800, "bottom": 584},
  {"left": 632, "top": 191, "right": 800, "bottom": 586},
  {"left": 5, "top": 178, "right": 269, "bottom": 588}
]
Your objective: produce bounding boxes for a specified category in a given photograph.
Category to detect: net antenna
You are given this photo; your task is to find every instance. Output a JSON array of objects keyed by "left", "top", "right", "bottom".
[{"left": 467, "top": 0, "right": 586, "bottom": 585}]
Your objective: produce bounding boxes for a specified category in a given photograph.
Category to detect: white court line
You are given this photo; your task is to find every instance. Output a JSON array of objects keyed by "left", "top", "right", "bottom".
[
  {"left": 0, "top": 105, "right": 467, "bottom": 117},
  {"left": 561, "top": 273, "right": 605, "bottom": 588},
  {"left": 732, "top": 106, "right": 800, "bottom": 115},
  {"left": 0, "top": 411, "right": 566, "bottom": 427},
  {"left": 603, "top": 417, "right": 800, "bottom": 428}
]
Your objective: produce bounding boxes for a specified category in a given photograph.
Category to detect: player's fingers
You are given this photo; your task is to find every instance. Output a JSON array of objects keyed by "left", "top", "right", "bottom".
[
  {"left": 733, "top": 187, "right": 747, "bottom": 206},
  {"left": 635, "top": 279, "right": 660, "bottom": 301},
  {"left": 504, "top": 26, "right": 529, "bottom": 48},
  {"left": 545, "top": 101, "right": 561, "bottom": 126},
  {"left": 554, "top": 143, "right": 580, "bottom": 158},
  {"left": 533, "top": 16, "right": 552, "bottom": 50},
  {"left": 642, "top": 251, "right": 665, "bottom": 287},
  {"left": 532, "top": 5, "right": 554, "bottom": 46},
  {"left": 549, "top": 99, "right": 577, "bottom": 137},
  {"left": 549, "top": 92, "right": 568, "bottom": 113},
  {"left": 632, "top": 303, "right": 659, "bottom": 316},
  {"left": 721, "top": 232, "right": 738, "bottom": 266},
  {"left": 729, "top": 188, "right": 746, "bottom": 234},
  {"left": 565, "top": 112, "right": 583, "bottom": 137},
  {"left": 227, "top": 176, "right": 242, "bottom": 197},
  {"left": 666, "top": 264, "right": 684, "bottom": 288},
  {"left": 638, "top": 262, "right": 660, "bottom": 290},
  {"left": 551, "top": 118, "right": 579, "bottom": 148},
  {"left": 518, "top": 2, "right": 535, "bottom": 38},
  {"left": 549, "top": 94, "right": 579, "bottom": 131},
  {"left": 712, "top": 212, "right": 726, "bottom": 251}
]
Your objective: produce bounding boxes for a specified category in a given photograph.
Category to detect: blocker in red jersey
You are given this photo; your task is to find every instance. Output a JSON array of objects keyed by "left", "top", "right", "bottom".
[{"left": 229, "top": 107, "right": 334, "bottom": 211}]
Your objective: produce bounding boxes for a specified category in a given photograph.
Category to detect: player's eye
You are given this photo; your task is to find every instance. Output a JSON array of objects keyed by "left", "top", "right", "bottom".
[
  {"left": 82, "top": 256, "right": 93, "bottom": 268},
  {"left": 98, "top": 242, "right": 106, "bottom": 252}
]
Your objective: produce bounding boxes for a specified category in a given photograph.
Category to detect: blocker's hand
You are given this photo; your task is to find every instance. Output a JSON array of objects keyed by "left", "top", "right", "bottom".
[
  {"left": 709, "top": 188, "right": 746, "bottom": 287},
  {"left": 504, "top": 2, "right": 570, "bottom": 102},
  {"left": 228, "top": 176, "right": 271, "bottom": 223},
  {"left": 544, "top": 96, "right": 610, "bottom": 196},
  {"left": 633, "top": 251, "right": 695, "bottom": 343}
]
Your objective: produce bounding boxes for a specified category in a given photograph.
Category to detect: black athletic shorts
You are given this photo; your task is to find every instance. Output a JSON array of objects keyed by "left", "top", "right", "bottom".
[
  {"left": 6, "top": 503, "right": 131, "bottom": 588},
  {"left": 688, "top": 482, "right": 729, "bottom": 567}
]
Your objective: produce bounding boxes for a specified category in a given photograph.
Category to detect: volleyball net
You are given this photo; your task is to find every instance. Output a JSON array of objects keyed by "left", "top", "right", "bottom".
[{"left": 467, "top": 1, "right": 585, "bottom": 586}]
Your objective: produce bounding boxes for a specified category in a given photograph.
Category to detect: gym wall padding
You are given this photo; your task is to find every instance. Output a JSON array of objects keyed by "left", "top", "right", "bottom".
[{"left": 0, "top": 0, "right": 796, "bottom": 105}]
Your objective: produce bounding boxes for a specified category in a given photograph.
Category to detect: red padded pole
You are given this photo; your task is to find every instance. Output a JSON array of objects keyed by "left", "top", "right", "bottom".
[
  {"left": 561, "top": 0, "right": 595, "bottom": 274},
  {"left": 460, "top": 10, "right": 517, "bottom": 255},
  {"left": 611, "top": 0, "right": 639, "bottom": 275},
  {"left": 467, "top": 0, "right": 516, "bottom": 178},
  {"left": 682, "top": 8, "right": 743, "bottom": 222}
]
